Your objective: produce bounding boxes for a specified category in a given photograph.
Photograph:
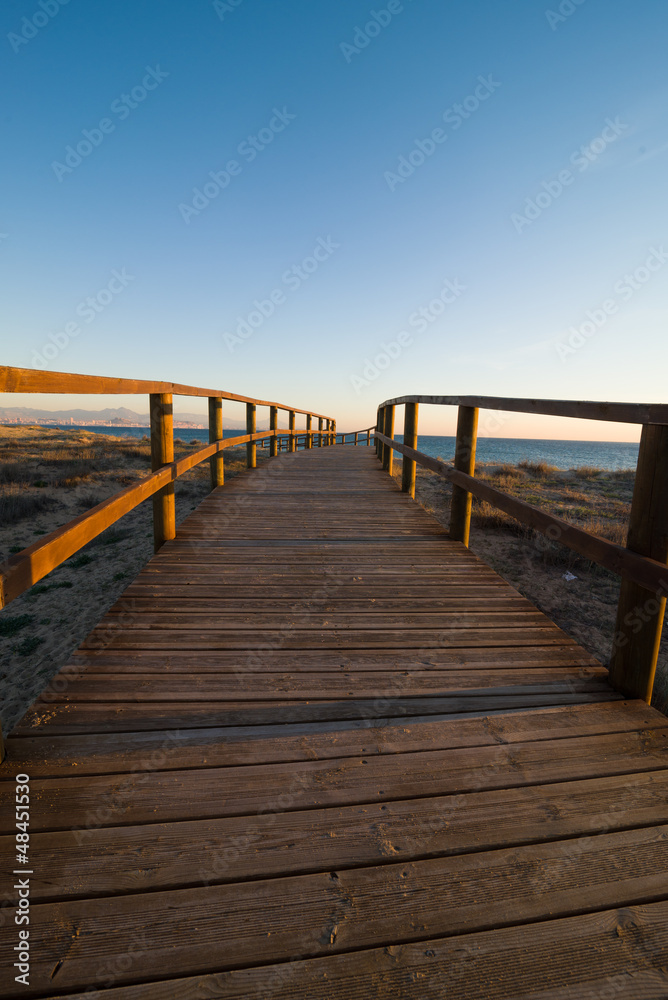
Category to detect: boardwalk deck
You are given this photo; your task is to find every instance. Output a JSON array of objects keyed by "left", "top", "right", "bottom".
[{"left": 2, "top": 446, "right": 668, "bottom": 999}]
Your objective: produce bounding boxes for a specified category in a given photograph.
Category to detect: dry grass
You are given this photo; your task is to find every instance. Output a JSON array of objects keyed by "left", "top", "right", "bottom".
[
  {"left": 0, "top": 488, "right": 55, "bottom": 525},
  {"left": 518, "top": 459, "right": 558, "bottom": 477}
]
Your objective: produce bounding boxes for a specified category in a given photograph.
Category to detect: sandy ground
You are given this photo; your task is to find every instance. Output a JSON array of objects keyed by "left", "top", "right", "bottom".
[{"left": 1, "top": 430, "right": 665, "bottom": 736}]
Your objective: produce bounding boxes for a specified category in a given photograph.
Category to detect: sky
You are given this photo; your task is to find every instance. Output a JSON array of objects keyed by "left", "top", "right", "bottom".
[{"left": 1, "top": 0, "right": 667, "bottom": 439}]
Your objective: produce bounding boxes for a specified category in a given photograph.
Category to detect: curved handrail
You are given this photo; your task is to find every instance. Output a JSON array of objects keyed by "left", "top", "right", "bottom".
[
  {"left": 377, "top": 393, "right": 668, "bottom": 426},
  {"left": 372, "top": 394, "right": 668, "bottom": 704},
  {"left": 0, "top": 366, "right": 331, "bottom": 420},
  {"left": 0, "top": 366, "right": 337, "bottom": 607}
]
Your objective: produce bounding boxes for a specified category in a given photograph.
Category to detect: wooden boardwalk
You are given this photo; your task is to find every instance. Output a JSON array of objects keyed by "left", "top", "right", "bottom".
[{"left": 2, "top": 445, "right": 668, "bottom": 998}]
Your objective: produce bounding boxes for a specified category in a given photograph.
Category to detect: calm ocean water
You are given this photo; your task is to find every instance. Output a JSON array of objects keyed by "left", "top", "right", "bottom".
[{"left": 54, "top": 426, "right": 639, "bottom": 471}]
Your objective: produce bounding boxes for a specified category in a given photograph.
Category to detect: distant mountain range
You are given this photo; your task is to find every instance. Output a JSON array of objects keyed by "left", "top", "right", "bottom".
[{"left": 0, "top": 406, "right": 248, "bottom": 429}]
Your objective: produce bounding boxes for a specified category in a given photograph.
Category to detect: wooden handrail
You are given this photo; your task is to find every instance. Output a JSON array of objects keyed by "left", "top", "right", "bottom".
[
  {"left": 374, "top": 431, "right": 668, "bottom": 594},
  {"left": 378, "top": 394, "right": 668, "bottom": 426},
  {"left": 0, "top": 364, "right": 335, "bottom": 611},
  {"left": 0, "top": 366, "right": 332, "bottom": 420},
  {"left": 0, "top": 429, "right": 290, "bottom": 608},
  {"left": 370, "top": 394, "right": 668, "bottom": 706}
]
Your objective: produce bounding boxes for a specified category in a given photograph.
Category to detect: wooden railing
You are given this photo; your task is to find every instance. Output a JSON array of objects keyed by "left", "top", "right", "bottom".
[
  {"left": 0, "top": 367, "right": 335, "bottom": 609},
  {"left": 367, "top": 395, "right": 668, "bottom": 705}
]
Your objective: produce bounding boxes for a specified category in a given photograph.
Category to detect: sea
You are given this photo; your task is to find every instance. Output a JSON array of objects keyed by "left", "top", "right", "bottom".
[{"left": 52, "top": 425, "right": 639, "bottom": 472}]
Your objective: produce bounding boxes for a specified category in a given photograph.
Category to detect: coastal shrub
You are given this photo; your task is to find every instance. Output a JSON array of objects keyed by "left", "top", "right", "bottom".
[
  {"left": 0, "top": 489, "right": 54, "bottom": 524},
  {"left": 0, "top": 462, "right": 33, "bottom": 485},
  {"left": 13, "top": 635, "right": 44, "bottom": 657},
  {"left": 78, "top": 492, "right": 105, "bottom": 510},
  {"left": 573, "top": 466, "right": 604, "bottom": 479},
  {"left": 70, "top": 553, "right": 95, "bottom": 568},
  {"left": 29, "top": 581, "right": 74, "bottom": 595},
  {"left": 0, "top": 613, "right": 34, "bottom": 638},
  {"left": 490, "top": 464, "right": 525, "bottom": 480},
  {"left": 518, "top": 460, "right": 558, "bottom": 477}
]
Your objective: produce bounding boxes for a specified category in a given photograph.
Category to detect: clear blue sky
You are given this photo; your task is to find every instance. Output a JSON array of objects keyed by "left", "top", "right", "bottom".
[{"left": 2, "top": 0, "right": 666, "bottom": 438}]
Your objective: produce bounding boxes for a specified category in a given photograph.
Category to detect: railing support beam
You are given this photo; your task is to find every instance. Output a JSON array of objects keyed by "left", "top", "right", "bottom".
[
  {"left": 402, "top": 401, "right": 419, "bottom": 498},
  {"left": 269, "top": 406, "right": 278, "bottom": 457},
  {"left": 382, "top": 405, "right": 395, "bottom": 474},
  {"left": 208, "top": 397, "right": 224, "bottom": 490},
  {"left": 609, "top": 424, "right": 668, "bottom": 702},
  {"left": 246, "top": 403, "right": 256, "bottom": 468},
  {"left": 449, "top": 405, "right": 479, "bottom": 546},
  {"left": 150, "top": 393, "right": 176, "bottom": 552},
  {"left": 306, "top": 414, "right": 312, "bottom": 449},
  {"left": 289, "top": 410, "right": 296, "bottom": 452}
]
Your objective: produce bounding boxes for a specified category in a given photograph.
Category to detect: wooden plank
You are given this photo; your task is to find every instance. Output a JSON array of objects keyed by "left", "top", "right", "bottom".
[
  {"left": 6, "top": 826, "right": 668, "bottom": 996},
  {"left": 5, "top": 701, "right": 663, "bottom": 777},
  {"left": 69, "top": 645, "right": 603, "bottom": 672},
  {"left": 12, "top": 692, "right": 622, "bottom": 736},
  {"left": 78, "top": 627, "right": 578, "bottom": 650},
  {"left": 41, "top": 900, "right": 668, "bottom": 999},
  {"left": 31, "top": 669, "right": 612, "bottom": 703},
  {"left": 11, "top": 770, "right": 668, "bottom": 901},
  {"left": 91, "top": 611, "right": 554, "bottom": 629},
  {"left": 2, "top": 729, "right": 664, "bottom": 832}
]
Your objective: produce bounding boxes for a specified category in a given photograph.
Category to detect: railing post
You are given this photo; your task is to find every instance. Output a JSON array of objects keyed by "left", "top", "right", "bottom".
[
  {"left": 306, "top": 414, "right": 312, "bottom": 449},
  {"left": 376, "top": 408, "right": 383, "bottom": 458},
  {"left": 150, "top": 392, "right": 176, "bottom": 552},
  {"left": 332, "top": 420, "right": 337, "bottom": 446},
  {"left": 289, "top": 410, "right": 296, "bottom": 452},
  {"left": 382, "top": 405, "right": 395, "bottom": 474},
  {"left": 449, "top": 405, "right": 479, "bottom": 546},
  {"left": 354, "top": 432, "right": 358, "bottom": 446},
  {"left": 270, "top": 406, "right": 278, "bottom": 457},
  {"left": 246, "top": 402, "right": 256, "bottom": 468},
  {"left": 402, "top": 401, "right": 419, "bottom": 498},
  {"left": 208, "top": 396, "right": 224, "bottom": 490},
  {"left": 318, "top": 418, "right": 323, "bottom": 447},
  {"left": 609, "top": 424, "right": 668, "bottom": 701},
  {"left": 366, "top": 428, "right": 371, "bottom": 446}
]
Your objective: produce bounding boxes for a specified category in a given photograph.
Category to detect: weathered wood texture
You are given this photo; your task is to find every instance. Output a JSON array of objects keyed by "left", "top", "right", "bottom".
[{"left": 1, "top": 446, "right": 667, "bottom": 999}]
